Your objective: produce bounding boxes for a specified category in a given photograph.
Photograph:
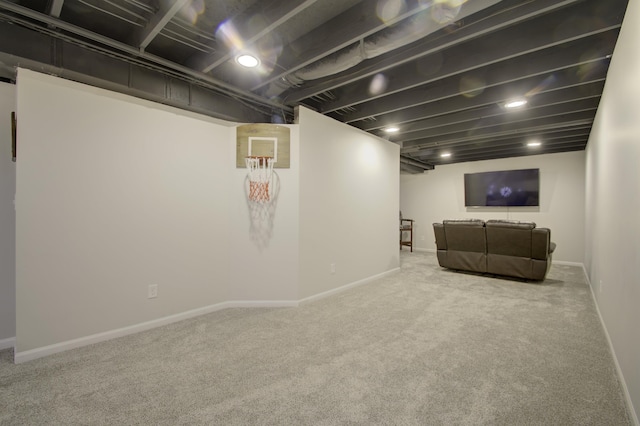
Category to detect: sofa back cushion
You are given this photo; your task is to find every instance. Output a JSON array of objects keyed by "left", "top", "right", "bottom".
[
  {"left": 439, "top": 219, "right": 487, "bottom": 272},
  {"left": 442, "top": 219, "right": 486, "bottom": 253},
  {"left": 485, "top": 220, "right": 535, "bottom": 257}
]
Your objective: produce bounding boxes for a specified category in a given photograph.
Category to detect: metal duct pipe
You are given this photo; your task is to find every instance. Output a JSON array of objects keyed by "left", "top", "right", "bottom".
[
  {"left": 400, "top": 162, "right": 428, "bottom": 174},
  {"left": 0, "top": 0, "right": 291, "bottom": 113},
  {"left": 265, "top": 0, "right": 502, "bottom": 98},
  {"left": 400, "top": 155, "right": 434, "bottom": 170}
]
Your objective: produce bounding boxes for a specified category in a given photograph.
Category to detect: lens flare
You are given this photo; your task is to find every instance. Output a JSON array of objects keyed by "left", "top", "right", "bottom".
[
  {"left": 177, "top": 0, "right": 205, "bottom": 25},
  {"left": 576, "top": 50, "right": 605, "bottom": 82},
  {"left": 431, "top": 0, "right": 464, "bottom": 24},
  {"left": 369, "top": 73, "right": 389, "bottom": 95},
  {"left": 459, "top": 75, "right": 485, "bottom": 98},
  {"left": 376, "top": 0, "right": 406, "bottom": 24},
  {"left": 525, "top": 74, "right": 557, "bottom": 97},
  {"left": 216, "top": 20, "right": 244, "bottom": 52}
]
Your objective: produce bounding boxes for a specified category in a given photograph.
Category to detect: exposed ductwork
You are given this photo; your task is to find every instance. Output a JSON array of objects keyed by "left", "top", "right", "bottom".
[
  {"left": 400, "top": 155, "right": 434, "bottom": 172},
  {"left": 265, "top": 0, "right": 502, "bottom": 98}
]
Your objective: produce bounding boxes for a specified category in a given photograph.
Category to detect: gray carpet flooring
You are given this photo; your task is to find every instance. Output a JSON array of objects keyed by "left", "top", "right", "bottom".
[{"left": 0, "top": 251, "right": 632, "bottom": 425}]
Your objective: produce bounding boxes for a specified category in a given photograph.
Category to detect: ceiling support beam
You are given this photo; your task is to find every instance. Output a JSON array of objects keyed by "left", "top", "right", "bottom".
[
  {"left": 195, "top": 0, "right": 318, "bottom": 73},
  {"left": 347, "top": 30, "right": 616, "bottom": 128},
  {"left": 249, "top": 0, "right": 439, "bottom": 92},
  {"left": 137, "top": 0, "right": 189, "bottom": 51},
  {"left": 400, "top": 156, "right": 434, "bottom": 170},
  {"left": 282, "top": 0, "right": 592, "bottom": 104},
  {"left": 322, "top": 8, "right": 623, "bottom": 117},
  {"left": 48, "top": 0, "right": 64, "bottom": 17},
  {"left": 0, "top": 0, "right": 291, "bottom": 113},
  {"left": 376, "top": 81, "right": 606, "bottom": 136},
  {"left": 418, "top": 141, "right": 588, "bottom": 165},
  {"left": 413, "top": 135, "right": 591, "bottom": 161},
  {"left": 400, "top": 161, "right": 430, "bottom": 174},
  {"left": 396, "top": 97, "right": 600, "bottom": 142},
  {"left": 402, "top": 111, "right": 595, "bottom": 151},
  {"left": 351, "top": 67, "right": 608, "bottom": 135},
  {"left": 405, "top": 126, "right": 593, "bottom": 156}
]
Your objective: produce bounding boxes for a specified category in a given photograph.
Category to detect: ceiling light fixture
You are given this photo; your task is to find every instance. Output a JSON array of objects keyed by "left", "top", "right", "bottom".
[
  {"left": 236, "top": 54, "right": 259, "bottom": 68},
  {"left": 527, "top": 141, "right": 542, "bottom": 147},
  {"left": 441, "top": 152, "right": 451, "bottom": 158},
  {"left": 504, "top": 99, "right": 527, "bottom": 109},
  {"left": 384, "top": 126, "right": 400, "bottom": 133}
]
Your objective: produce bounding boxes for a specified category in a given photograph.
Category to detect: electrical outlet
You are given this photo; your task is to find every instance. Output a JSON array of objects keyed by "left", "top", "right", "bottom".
[
  {"left": 148, "top": 284, "right": 158, "bottom": 299},
  {"left": 330, "top": 263, "right": 336, "bottom": 274}
]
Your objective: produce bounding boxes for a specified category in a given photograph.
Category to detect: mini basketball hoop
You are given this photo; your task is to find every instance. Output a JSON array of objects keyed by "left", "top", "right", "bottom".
[{"left": 245, "top": 156, "right": 275, "bottom": 202}]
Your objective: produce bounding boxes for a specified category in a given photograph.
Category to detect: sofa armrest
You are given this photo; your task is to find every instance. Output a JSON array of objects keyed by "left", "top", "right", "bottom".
[
  {"left": 433, "top": 223, "right": 447, "bottom": 250},
  {"left": 532, "top": 228, "right": 553, "bottom": 259}
]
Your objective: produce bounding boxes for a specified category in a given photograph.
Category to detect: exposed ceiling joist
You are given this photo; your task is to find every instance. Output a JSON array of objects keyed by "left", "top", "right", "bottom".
[
  {"left": 138, "top": 0, "right": 190, "bottom": 50},
  {"left": 331, "top": 15, "right": 620, "bottom": 122},
  {"left": 283, "top": 0, "right": 587, "bottom": 105},
  {"left": 195, "top": 0, "right": 319, "bottom": 74},
  {"left": 48, "top": 0, "right": 64, "bottom": 17},
  {"left": 0, "top": 0, "right": 629, "bottom": 166}
]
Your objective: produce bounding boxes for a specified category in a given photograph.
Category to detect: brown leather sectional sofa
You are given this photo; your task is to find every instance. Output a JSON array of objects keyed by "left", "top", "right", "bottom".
[{"left": 433, "top": 219, "right": 556, "bottom": 281}]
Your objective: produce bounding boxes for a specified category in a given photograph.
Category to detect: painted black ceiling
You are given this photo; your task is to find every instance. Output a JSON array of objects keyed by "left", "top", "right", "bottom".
[{"left": 0, "top": 0, "right": 629, "bottom": 171}]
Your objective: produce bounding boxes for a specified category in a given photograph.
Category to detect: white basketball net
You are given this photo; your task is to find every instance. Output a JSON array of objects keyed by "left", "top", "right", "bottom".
[{"left": 245, "top": 156, "right": 275, "bottom": 202}]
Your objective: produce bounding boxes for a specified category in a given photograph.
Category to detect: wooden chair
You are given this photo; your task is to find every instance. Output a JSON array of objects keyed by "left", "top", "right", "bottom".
[{"left": 400, "top": 215, "right": 414, "bottom": 252}]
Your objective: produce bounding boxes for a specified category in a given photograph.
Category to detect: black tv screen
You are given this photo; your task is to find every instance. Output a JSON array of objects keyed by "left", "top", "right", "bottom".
[{"left": 464, "top": 169, "right": 539, "bottom": 207}]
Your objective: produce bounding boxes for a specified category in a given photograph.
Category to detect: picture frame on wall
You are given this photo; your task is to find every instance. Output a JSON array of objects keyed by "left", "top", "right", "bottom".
[{"left": 11, "top": 111, "right": 16, "bottom": 162}]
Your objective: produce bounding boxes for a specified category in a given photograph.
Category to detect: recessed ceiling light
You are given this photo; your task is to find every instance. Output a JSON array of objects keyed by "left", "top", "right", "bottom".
[
  {"left": 236, "top": 54, "right": 259, "bottom": 68},
  {"left": 505, "top": 99, "right": 527, "bottom": 109},
  {"left": 527, "top": 141, "right": 542, "bottom": 147},
  {"left": 441, "top": 152, "right": 451, "bottom": 158},
  {"left": 384, "top": 126, "right": 400, "bottom": 133}
]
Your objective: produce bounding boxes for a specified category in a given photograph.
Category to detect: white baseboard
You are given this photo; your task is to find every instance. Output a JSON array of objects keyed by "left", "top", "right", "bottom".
[
  {"left": 586, "top": 275, "right": 639, "bottom": 425},
  {"left": 553, "top": 260, "right": 584, "bottom": 267},
  {"left": 298, "top": 267, "right": 400, "bottom": 305},
  {"left": 222, "top": 300, "right": 299, "bottom": 309},
  {"left": 14, "top": 299, "right": 297, "bottom": 364},
  {"left": 14, "top": 268, "right": 399, "bottom": 364},
  {"left": 405, "top": 247, "right": 434, "bottom": 253},
  {"left": 0, "top": 337, "right": 15, "bottom": 351}
]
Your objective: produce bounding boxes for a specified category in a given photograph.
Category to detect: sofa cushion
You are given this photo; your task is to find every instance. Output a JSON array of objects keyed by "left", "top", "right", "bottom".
[
  {"left": 443, "top": 219, "right": 486, "bottom": 226},
  {"left": 486, "top": 223, "right": 532, "bottom": 258},
  {"left": 487, "top": 254, "right": 533, "bottom": 279},
  {"left": 443, "top": 220, "right": 486, "bottom": 253},
  {"left": 485, "top": 219, "right": 536, "bottom": 230}
]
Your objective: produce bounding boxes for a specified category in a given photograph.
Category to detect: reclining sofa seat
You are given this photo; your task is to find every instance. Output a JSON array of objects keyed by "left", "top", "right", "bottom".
[
  {"left": 433, "top": 219, "right": 487, "bottom": 272},
  {"left": 433, "top": 219, "right": 556, "bottom": 281}
]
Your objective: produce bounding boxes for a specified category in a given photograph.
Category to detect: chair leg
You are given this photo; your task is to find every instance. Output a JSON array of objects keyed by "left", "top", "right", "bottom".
[{"left": 410, "top": 228, "right": 413, "bottom": 252}]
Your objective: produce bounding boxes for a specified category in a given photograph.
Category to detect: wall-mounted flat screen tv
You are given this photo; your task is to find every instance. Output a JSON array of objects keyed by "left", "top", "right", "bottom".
[{"left": 464, "top": 168, "right": 539, "bottom": 207}]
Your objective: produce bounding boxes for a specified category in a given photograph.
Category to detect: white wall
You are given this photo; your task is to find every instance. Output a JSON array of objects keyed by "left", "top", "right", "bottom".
[
  {"left": 14, "top": 72, "right": 399, "bottom": 360},
  {"left": 584, "top": 0, "right": 640, "bottom": 421},
  {"left": 228, "top": 125, "right": 300, "bottom": 302},
  {"left": 0, "top": 82, "right": 16, "bottom": 345},
  {"left": 400, "top": 151, "right": 585, "bottom": 263},
  {"left": 298, "top": 106, "right": 400, "bottom": 300},
  {"left": 16, "top": 70, "right": 234, "bottom": 354}
]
